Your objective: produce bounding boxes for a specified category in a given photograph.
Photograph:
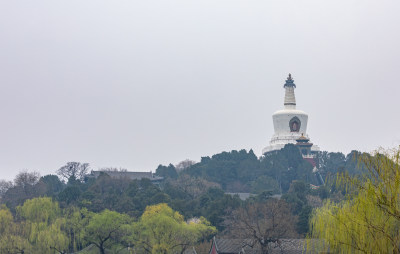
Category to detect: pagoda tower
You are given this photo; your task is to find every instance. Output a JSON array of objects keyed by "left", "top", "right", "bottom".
[{"left": 262, "top": 74, "right": 319, "bottom": 154}]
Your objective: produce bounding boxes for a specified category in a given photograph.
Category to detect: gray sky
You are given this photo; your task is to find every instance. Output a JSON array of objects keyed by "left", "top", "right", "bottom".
[{"left": 1, "top": 0, "right": 400, "bottom": 180}]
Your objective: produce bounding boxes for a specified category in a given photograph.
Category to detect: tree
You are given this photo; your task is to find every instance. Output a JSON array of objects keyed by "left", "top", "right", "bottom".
[
  {"left": 58, "top": 186, "right": 81, "bottom": 205},
  {"left": 0, "top": 205, "right": 32, "bottom": 254},
  {"left": 14, "top": 171, "right": 40, "bottom": 187},
  {"left": 251, "top": 175, "right": 280, "bottom": 194},
  {"left": 63, "top": 207, "right": 90, "bottom": 252},
  {"left": 57, "top": 162, "right": 89, "bottom": 183},
  {"left": 184, "top": 149, "right": 260, "bottom": 191},
  {"left": 82, "top": 174, "right": 135, "bottom": 213},
  {"left": 0, "top": 179, "right": 13, "bottom": 197},
  {"left": 197, "top": 188, "right": 241, "bottom": 232},
  {"left": 156, "top": 164, "right": 178, "bottom": 179},
  {"left": 84, "top": 209, "right": 130, "bottom": 254},
  {"left": 17, "top": 197, "right": 60, "bottom": 224},
  {"left": 224, "top": 199, "right": 298, "bottom": 254},
  {"left": 308, "top": 148, "right": 400, "bottom": 253},
  {"left": 133, "top": 203, "right": 217, "bottom": 254},
  {"left": 40, "top": 175, "right": 64, "bottom": 196},
  {"left": 169, "top": 174, "right": 221, "bottom": 199},
  {"left": 0, "top": 223, "right": 32, "bottom": 254},
  {"left": 282, "top": 181, "right": 309, "bottom": 212},
  {"left": 16, "top": 197, "right": 69, "bottom": 254},
  {"left": 36, "top": 218, "right": 69, "bottom": 254},
  {"left": 175, "top": 159, "right": 196, "bottom": 172},
  {"left": 2, "top": 172, "right": 47, "bottom": 210}
]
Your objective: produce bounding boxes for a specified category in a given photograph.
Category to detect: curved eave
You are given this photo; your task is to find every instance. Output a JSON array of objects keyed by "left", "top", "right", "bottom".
[{"left": 296, "top": 143, "right": 313, "bottom": 147}]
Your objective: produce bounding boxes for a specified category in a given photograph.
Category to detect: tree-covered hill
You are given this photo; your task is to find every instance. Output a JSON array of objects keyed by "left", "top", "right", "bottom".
[
  {"left": 0, "top": 145, "right": 370, "bottom": 253},
  {"left": 173, "top": 145, "right": 319, "bottom": 193}
]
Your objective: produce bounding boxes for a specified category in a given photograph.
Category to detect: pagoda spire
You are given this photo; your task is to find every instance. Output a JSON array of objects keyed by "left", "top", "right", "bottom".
[
  {"left": 284, "top": 73, "right": 296, "bottom": 88},
  {"left": 283, "top": 73, "right": 296, "bottom": 108}
]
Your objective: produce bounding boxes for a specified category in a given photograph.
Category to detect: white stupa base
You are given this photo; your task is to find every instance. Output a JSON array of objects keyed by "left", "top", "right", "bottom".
[
  {"left": 263, "top": 144, "right": 320, "bottom": 154},
  {"left": 262, "top": 132, "right": 320, "bottom": 154}
]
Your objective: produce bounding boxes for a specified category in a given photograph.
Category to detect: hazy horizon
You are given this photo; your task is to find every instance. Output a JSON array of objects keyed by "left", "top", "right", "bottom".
[{"left": 1, "top": 1, "right": 400, "bottom": 180}]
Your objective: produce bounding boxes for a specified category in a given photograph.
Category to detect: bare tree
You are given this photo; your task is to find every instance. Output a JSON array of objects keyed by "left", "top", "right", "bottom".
[
  {"left": 170, "top": 174, "right": 220, "bottom": 198},
  {"left": 175, "top": 159, "right": 196, "bottom": 172},
  {"left": 0, "top": 180, "right": 13, "bottom": 197},
  {"left": 14, "top": 171, "right": 40, "bottom": 187},
  {"left": 57, "top": 162, "right": 90, "bottom": 182},
  {"left": 306, "top": 194, "right": 323, "bottom": 208},
  {"left": 224, "top": 199, "right": 299, "bottom": 254},
  {"left": 2, "top": 171, "right": 46, "bottom": 207}
]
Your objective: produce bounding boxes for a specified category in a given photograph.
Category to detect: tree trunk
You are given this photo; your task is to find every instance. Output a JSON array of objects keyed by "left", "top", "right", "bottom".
[
  {"left": 100, "top": 242, "right": 106, "bottom": 254},
  {"left": 261, "top": 244, "right": 270, "bottom": 254}
]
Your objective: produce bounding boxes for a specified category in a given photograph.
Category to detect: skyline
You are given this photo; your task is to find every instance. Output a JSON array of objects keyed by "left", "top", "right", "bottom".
[{"left": 1, "top": 1, "right": 400, "bottom": 180}]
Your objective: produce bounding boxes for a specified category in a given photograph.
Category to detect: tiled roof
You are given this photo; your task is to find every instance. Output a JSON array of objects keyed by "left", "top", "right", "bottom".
[
  {"left": 215, "top": 239, "right": 256, "bottom": 254},
  {"left": 213, "top": 238, "right": 325, "bottom": 254},
  {"left": 90, "top": 171, "right": 163, "bottom": 181},
  {"left": 183, "top": 247, "right": 197, "bottom": 254},
  {"left": 225, "top": 193, "right": 255, "bottom": 201}
]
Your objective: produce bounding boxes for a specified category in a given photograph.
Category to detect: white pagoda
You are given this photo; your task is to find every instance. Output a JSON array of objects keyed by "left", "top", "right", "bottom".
[{"left": 262, "top": 74, "right": 320, "bottom": 154}]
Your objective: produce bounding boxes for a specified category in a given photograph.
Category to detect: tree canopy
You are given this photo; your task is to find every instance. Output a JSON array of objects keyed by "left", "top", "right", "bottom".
[
  {"left": 84, "top": 209, "right": 130, "bottom": 254},
  {"left": 132, "top": 203, "right": 216, "bottom": 254},
  {"left": 308, "top": 148, "right": 400, "bottom": 253},
  {"left": 0, "top": 145, "right": 370, "bottom": 253}
]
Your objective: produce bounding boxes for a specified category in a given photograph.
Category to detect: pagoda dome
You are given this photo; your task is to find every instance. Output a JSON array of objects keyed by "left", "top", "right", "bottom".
[{"left": 272, "top": 108, "right": 308, "bottom": 135}]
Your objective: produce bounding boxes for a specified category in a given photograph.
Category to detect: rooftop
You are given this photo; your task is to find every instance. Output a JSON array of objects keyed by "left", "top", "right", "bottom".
[{"left": 88, "top": 171, "right": 163, "bottom": 181}]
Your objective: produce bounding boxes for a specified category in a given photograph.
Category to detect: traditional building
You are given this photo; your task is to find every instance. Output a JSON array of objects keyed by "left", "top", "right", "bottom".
[
  {"left": 208, "top": 237, "right": 325, "bottom": 254},
  {"left": 295, "top": 135, "right": 313, "bottom": 156},
  {"left": 87, "top": 170, "right": 163, "bottom": 184},
  {"left": 262, "top": 74, "right": 319, "bottom": 154}
]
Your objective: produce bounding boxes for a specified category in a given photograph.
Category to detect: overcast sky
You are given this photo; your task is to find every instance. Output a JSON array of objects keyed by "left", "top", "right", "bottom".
[{"left": 1, "top": 0, "right": 399, "bottom": 180}]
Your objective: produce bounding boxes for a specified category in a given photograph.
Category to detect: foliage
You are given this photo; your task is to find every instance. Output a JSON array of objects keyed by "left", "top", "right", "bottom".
[
  {"left": 280, "top": 181, "right": 327, "bottom": 235},
  {"left": 2, "top": 171, "right": 47, "bottom": 210},
  {"left": 132, "top": 203, "right": 216, "bottom": 254},
  {"left": 78, "top": 176, "right": 166, "bottom": 217},
  {"left": 17, "top": 197, "right": 69, "bottom": 254},
  {"left": 0, "top": 198, "right": 72, "bottom": 254},
  {"left": 84, "top": 209, "right": 130, "bottom": 254},
  {"left": 282, "top": 181, "right": 309, "bottom": 213},
  {"left": 261, "top": 145, "right": 316, "bottom": 193},
  {"left": 0, "top": 221, "right": 32, "bottom": 254},
  {"left": 164, "top": 185, "right": 241, "bottom": 231},
  {"left": 0, "top": 147, "right": 374, "bottom": 253},
  {"left": 41, "top": 175, "right": 65, "bottom": 197},
  {"left": 308, "top": 148, "right": 400, "bottom": 253},
  {"left": 184, "top": 149, "right": 260, "bottom": 191},
  {"left": 156, "top": 163, "right": 178, "bottom": 179},
  {"left": 318, "top": 150, "right": 366, "bottom": 181},
  {"left": 17, "top": 197, "right": 60, "bottom": 224},
  {"left": 0, "top": 205, "right": 13, "bottom": 236},
  {"left": 183, "top": 146, "right": 319, "bottom": 194},
  {"left": 36, "top": 218, "right": 69, "bottom": 254},
  {"left": 250, "top": 175, "right": 280, "bottom": 194},
  {"left": 0, "top": 180, "right": 13, "bottom": 197},
  {"left": 167, "top": 174, "right": 221, "bottom": 199},
  {"left": 58, "top": 185, "right": 82, "bottom": 206},
  {"left": 63, "top": 206, "right": 90, "bottom": 252},
  {"left": 0, "top": 205, "right": 31, "bottom": 253}
]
